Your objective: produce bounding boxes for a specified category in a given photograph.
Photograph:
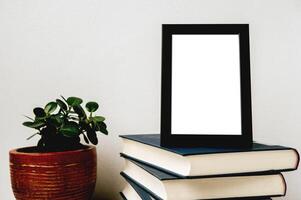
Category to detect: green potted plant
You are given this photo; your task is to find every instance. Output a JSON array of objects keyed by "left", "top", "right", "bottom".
[{"left": 9, "top": 96, "right": 108, "bottom": 200}]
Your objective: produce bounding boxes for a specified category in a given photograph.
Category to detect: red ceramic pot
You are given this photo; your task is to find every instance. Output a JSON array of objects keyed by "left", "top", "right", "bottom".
[{"left": 9, "top": 146, "right": 97, "bottom": 200}]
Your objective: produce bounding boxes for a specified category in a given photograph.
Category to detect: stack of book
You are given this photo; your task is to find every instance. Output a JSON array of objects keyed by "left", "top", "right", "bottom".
[{"left": 119, "top": 134, "right": 299, "bottom": 200}]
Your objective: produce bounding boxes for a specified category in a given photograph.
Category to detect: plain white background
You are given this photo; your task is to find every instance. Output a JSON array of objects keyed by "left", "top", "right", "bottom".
[
  {"left": 172, "top": 35, "right": 242, "bottom": 135},
  {"left": 0, "top": 0, "right": 300, "bottom": 199}
]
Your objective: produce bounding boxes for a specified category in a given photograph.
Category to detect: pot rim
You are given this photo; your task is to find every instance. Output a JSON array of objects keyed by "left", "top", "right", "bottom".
[{"left": 9, "top": 145, "right": 95, "bottom": 156}]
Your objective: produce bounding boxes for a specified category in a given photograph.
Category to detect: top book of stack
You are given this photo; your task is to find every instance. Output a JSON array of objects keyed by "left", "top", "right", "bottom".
[{"left": 120, "top": 134, "right": 299, "bottom": 177}]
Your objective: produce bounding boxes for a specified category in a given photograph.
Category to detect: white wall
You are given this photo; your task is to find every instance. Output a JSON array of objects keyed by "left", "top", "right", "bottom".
[{"left": 0, "top": 0, "right": 300, "bottom": 199}]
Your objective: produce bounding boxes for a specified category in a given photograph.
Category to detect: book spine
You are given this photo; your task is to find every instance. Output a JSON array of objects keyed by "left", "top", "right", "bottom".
[
  {"left": 120, "top": 192, "right": 127, "bottom": 200},
  {"left": 280, "top": 173, "right": 287, "bottom": 196},
  {"left": 293, "top": 148, "right": 300, "bottom": 170}
]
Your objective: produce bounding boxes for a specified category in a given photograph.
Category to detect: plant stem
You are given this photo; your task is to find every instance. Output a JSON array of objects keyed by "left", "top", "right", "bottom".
[{"left": 26, "top": 132, "right": 39, "bottom": 140}]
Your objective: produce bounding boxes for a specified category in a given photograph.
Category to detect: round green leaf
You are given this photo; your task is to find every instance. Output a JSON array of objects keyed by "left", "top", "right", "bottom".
[
  {"left": 37, "top": 138, "right": 45, "bottom": 148},
  {"left": 56, "top": 99, "right": 68, "bottom": 110},
  {"left": 33, "top": 107, "right": 46, "bottom": 118},
  {"left": 73, "top": 105, "right": 87, "bottom": 118},
  {"left": 95, "top": 121, "right": 108, "bottom": 135},
  {"left": 23, "top": 121, "right": 45, "bottom": 129},
  {"left": 101, "top": 121, "right": 107, "bottom": 128},
  {"left": 87, "top": 128, "right": 98, "bottom": 145},
  {"left": 44, "top": 102, "right": 58, "bottom": 113},
  {"left": 83, "top": 134, "right": 89, "bottom": 144},
  {"left": 66, "top": 97, "right": 83, "bottom": 107},
  {"left": 93, "top": 116, "right": 105, "bottom": 122},
  {"left": 48, "top": 115, "right": 63, "bottom": 127},
  {"left": 86, "top": 102, "right": 99, "bottom": 112},
  {"left": 59, "top": 122, "right": 80, "bottom": 137}
]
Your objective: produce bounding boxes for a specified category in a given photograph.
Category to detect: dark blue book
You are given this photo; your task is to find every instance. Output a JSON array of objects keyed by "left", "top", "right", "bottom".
[
  {"left": 120, "top": 171, "right": 273, "bottom": 200},
  {"left": 120, "top": 134, "right": 299, "bottom": 177},
  {"left": 121, "top": 156, "right": 285, "bottom": 200}
]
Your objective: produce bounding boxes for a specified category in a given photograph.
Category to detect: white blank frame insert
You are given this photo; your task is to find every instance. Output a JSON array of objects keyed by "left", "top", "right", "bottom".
[{"left": 171, "top": 34, "right": 241, "bottom": 135}]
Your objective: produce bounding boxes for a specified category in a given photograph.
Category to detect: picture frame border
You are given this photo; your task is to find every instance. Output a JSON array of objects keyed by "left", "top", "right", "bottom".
[{"left": 160, "top": 24, "right": 253, "bottom": 147}]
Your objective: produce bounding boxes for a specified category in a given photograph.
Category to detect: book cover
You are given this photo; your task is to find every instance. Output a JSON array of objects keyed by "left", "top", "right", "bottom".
[
  {"left": 121, "top": 157, "right": 286, "bottom": 200},
  {"left": 120, "top": 134, "right": 298, "bottom": 156},
  {"left": 120, "top": 134, "right": 299, "bottom": 177},
  {"left": 121, "top": 170, "right": 276, "bottom": 200}
]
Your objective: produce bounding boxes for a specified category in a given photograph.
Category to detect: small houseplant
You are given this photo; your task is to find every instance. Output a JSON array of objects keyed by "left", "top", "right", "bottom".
[{"left": 10, "top": 96, "right": 108, "bottom": 200}]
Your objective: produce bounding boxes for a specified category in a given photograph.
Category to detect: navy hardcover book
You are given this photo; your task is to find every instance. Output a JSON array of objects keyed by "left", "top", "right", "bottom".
[
  {"left": 120, "top": 172, "right": 273, "bottom": 200},
  {"left": 120, "top": 159, "right": 276, "bottom": 200},
  {"left": 120, "top": 134, "right": 299, "bottom": 177},
  {"left": 120, "top": 134, "right": 298, "bottom": 156}
]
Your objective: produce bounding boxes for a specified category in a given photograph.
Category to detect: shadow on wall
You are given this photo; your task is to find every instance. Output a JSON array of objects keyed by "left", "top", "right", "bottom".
[{"left": 92, "top": 135, "right": 125, "bottom": 200}]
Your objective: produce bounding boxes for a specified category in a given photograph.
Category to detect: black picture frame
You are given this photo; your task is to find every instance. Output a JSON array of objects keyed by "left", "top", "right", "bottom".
[{"left": 160, "top": 24, "right": 253, "bottom": 147}]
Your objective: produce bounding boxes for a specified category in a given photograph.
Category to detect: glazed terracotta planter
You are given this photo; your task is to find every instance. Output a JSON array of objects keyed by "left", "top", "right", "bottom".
[{"left": 9, "top": 146, "right": 97, "bottom": 200}]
